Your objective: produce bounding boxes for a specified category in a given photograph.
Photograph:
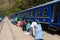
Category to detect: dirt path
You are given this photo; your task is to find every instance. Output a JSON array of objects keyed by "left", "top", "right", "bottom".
[
  {"left": 0, "top": 17, "right": 34, "bottom": 40},
  {"left": 0, "top": 17, "right": 60, "bottom": 40}
]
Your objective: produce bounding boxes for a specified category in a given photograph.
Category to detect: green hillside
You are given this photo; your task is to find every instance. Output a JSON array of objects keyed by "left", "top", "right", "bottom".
[{"left": 0, "top": 0, "right": 51, "bottom": 16}]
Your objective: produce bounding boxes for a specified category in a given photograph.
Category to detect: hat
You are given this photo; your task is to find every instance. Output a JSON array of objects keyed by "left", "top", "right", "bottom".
[{"left": 35, "top": 19, "right": 40, "bottom": 24}]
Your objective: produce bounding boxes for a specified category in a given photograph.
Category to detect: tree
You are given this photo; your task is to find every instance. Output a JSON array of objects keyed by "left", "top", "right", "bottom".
[
  {"left": 20, "top": 0, "right": 51, "bottom": 9},
  {"left": 0, "top": 0, "right": 51, "bottom": 16}
]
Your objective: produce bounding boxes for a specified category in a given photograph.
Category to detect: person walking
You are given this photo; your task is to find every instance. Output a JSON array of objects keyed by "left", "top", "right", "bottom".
[{"left": 34, "top": 19, "right": 44, "bottom": 40}]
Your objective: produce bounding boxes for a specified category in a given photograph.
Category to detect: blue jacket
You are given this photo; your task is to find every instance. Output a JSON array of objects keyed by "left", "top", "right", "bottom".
[
  {"left": 26, "top": 22, "right": 30, "bottom": 30},
  {"left": 35, "top": 24, "right": 44, "bottom": 39}
]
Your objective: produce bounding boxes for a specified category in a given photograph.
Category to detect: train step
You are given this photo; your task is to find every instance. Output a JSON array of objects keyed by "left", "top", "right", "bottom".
[{"left": 48, "top": 27, "right": 57, "bottom": 31}]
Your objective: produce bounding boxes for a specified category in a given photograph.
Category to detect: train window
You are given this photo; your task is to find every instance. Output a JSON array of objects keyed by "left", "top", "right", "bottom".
[
  {"left": 43, "top": 8, "right": 47, "bottom": 16},
  {"left": 21, "top": 13, "right": 24, "bottom": 17},
  {"left": 23, "top": 14, "right": 26, "bottom": 17},
  {"left": 31, "top": 11, "right": 35, "bottom": 17},
  {"left": 29, "top": 13, "right": 31, "bottom": 17},
  {"left": 27, "top": 12, "right": 31, "bottom": 17},
  {"left": 36, "top": 9, "right": 40, "bottom": 17}
]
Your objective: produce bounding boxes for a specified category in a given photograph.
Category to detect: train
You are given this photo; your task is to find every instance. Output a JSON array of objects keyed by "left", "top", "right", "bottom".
[{"left": 9, "top": 0, "right": 60, "bottom": 31}]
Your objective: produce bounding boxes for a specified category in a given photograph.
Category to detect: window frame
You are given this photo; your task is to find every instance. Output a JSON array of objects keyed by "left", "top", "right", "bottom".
[
  {"left": 31, "top": 10, "right": 35, "bottom": 17},
  {"left": 27, "top": 11, "right": 31, "bottom": 17},
  {"left": 42, "top": 8, "right": 48, "bottom": 17},
  {"left": 36, "top": 9, "right": 40, "bottom": 17}
]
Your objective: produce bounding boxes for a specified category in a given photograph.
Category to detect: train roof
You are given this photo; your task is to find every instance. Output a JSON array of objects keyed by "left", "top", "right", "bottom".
[{"left": 18, "top": 0, "right": 60, "bottom": 13}]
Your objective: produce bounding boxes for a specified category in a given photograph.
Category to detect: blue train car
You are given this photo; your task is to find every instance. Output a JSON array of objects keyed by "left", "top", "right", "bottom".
[{"left": 10, "top": 0, "right": 60, "bottom": 31}]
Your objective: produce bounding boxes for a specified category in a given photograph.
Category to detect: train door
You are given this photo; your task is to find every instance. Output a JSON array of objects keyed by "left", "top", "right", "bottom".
[
  {"left": 57, "top": 6, "right": 60, "bottom": 25},
  {"left": 52, "top": 5, "right": 60, "bottom": 23}
]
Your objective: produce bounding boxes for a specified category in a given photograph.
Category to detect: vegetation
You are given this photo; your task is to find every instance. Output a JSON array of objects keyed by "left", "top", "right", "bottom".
[{"left": 0, "top": 0, "right": 52, "bottom": 16}]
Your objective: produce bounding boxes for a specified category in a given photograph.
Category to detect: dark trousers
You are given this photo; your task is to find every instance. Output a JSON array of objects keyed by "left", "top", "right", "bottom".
[
  {"left": 22, "top": 25, "right": 26, "bottom": 31},
  {"left": 35, "top": 39, "right": 43, "bottom": 40}
]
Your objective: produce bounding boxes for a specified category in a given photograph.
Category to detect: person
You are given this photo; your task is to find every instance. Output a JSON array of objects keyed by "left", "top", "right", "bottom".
[
  {"left": 15, "top": 17, "right": 19, "bottom": 22},
  {"left": 14, "top": 16, "right": 19, "bottom": 24},
  {"left": 15, "top": 13, "right": 19, "bottom": 24},
  {"left": 25, "top": 21, "right": 31, "bottom": 34},
  {"left": 30, "top": 21, "right": 37, "bottom": 37},
  {"left": 16, "top": 20, "right": 20, "bottom": 27},
  {"left": 34, "top": 19, "right": 44, "bottom": 40},
  {"left": 22, "top": 18, "right": 26, "bottom": 31},
  {"left": 26, "top": 21, "right": 31, "bottom": 32}
]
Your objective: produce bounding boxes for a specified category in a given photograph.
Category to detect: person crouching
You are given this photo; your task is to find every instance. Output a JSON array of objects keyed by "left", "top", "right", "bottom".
[{"left": 34, "top": 19, "right": 44, "bottom": 40}]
